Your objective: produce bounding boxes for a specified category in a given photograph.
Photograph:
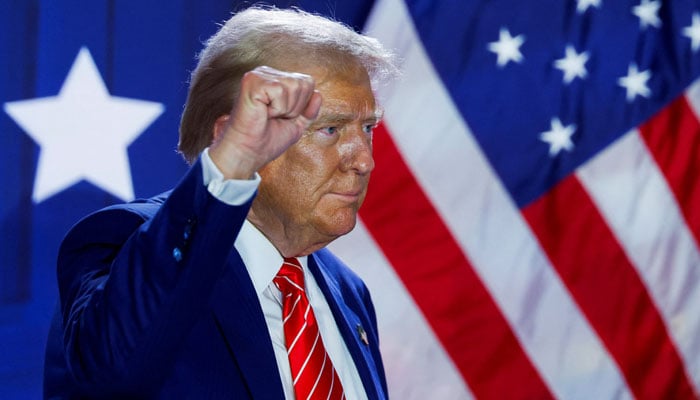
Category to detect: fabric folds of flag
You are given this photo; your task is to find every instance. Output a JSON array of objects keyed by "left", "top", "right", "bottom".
[
  {"left": 3, "top": 0, "right": 700, "bottom": 398},
  {"left": 331, "top": 0, "right": 700, "bottom": 398}
]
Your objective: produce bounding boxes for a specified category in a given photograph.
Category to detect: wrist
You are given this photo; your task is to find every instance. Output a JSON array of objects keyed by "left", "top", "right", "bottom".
[{"left": 208, "top": 141, "right": 259, "bottom": 180}]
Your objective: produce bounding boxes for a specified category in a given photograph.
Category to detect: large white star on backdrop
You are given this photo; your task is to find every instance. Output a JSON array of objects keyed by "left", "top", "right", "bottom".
[{"left": 4, "top": 47, "right": 164, "bottom": 203}]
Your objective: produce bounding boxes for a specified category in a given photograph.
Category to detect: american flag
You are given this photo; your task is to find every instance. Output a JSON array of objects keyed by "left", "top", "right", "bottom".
[{"left": 1, "top": 0, "right": 699, "bottom": 398}]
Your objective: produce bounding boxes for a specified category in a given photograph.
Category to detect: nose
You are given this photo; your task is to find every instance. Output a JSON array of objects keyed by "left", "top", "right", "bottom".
[{"left": 339, "top": 126, "right": 375, "bottom": 175}]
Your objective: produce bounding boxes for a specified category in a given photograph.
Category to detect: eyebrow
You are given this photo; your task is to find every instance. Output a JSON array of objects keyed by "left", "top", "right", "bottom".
[{"left": 313, "top": 108, "right": 384, "bottom": 126}]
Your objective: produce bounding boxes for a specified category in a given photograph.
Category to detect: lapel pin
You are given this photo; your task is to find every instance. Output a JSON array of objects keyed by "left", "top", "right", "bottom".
[{"left": 356, "top": 324, "right": 369, "bottom": 346}]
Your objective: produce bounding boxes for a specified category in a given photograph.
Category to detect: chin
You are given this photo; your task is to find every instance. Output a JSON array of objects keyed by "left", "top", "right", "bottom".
[
  {"left": 318, "top": 210, "right": 358, "bottom": 239},
  {"left": 328, "top": 221, "right": 357, "bottom": 238}
]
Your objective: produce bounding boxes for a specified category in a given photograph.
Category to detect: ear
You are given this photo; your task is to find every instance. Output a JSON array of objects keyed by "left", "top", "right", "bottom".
[{"left": 211, "top": 114, "right": 230, "bottom": 145}]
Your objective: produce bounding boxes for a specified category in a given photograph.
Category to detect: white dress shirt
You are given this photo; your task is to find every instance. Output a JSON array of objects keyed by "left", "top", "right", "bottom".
[{"left": 201, "top": 149, "right": 368, "bottom": 400}]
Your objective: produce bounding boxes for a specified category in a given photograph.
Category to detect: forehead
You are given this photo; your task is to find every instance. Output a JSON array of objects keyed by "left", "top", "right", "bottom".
[
  {"left": 319, "top": 83, "right": 376, "bottom": 115},
  {"left": 313, "top": 68, "right": 378, "bottom": 119},
  {"left": 274, "top": 55, "right": 378, "bottom": 118}
]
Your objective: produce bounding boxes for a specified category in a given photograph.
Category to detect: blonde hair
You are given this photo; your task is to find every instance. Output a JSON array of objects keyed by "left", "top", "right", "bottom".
[{"left": 178, "top": 6, "right": 398, "bottom": 163}]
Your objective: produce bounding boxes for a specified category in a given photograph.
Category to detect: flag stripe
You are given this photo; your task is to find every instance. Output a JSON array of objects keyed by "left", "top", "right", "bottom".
[
  {"left": 577, "top": 127, "right": 700, "bottom": 395},
  {"left": 364, "top": 1, "right": 633, "bottom": 398},
  {"left": 639, "top": 93, "right": 700, "bottom": 250},
  {"left": 4, "top": 0, "right": 700, "bottom": 397},
  {"left": 330, "top": 221, "right": 474, "bottom": 400},
  {"left": 360, "top": 123, "right": 555, "bottom": 399},
  {"left": 522, "top": 175, "right": 697, "bottom": 399}
]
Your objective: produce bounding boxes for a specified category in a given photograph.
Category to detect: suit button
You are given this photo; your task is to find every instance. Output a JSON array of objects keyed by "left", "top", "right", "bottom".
[
  {"left": 184, "top": 217, "right": 196, "bottom": 242},
  {"left": 173, "top": 247, "right": 183, "bottom": 262}
]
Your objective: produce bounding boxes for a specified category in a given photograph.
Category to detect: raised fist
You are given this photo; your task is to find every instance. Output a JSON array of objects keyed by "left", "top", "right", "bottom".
[{"left": 208, "top": 66, "right": 322, "bottom": 180}]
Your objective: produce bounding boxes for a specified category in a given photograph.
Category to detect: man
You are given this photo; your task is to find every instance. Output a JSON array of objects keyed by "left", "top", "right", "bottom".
[{"left": 43, "top": 6, "right": 397, "bottom": 399}]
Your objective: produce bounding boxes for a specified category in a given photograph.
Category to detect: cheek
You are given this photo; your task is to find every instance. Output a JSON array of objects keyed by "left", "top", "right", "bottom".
[
  {"left": 259, "top": 150, "right": 330, "bottom": 207},
  {"left": 293, "top": 146, "right": 338, "bottom": 185}
]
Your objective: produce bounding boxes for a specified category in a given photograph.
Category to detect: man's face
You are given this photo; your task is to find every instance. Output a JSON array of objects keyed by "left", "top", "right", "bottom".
[{"left": 249, "top": 64, "right": 379, "bottom": 254}]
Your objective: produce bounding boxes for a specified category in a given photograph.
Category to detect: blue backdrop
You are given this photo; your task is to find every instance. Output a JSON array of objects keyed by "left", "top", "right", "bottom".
[{"left": 0, "top": 1, "right": 373, "bottom": 397}]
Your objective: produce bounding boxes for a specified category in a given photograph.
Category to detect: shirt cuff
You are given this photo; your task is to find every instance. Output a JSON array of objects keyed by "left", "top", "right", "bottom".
[{"left": 201, "top": 148, "right": 260, "bottom": 206}]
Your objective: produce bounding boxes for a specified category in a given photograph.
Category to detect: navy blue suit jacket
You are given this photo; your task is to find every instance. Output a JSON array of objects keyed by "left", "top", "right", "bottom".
[{"left": 43, "top": 160, "right": 388, "bottom": 399}]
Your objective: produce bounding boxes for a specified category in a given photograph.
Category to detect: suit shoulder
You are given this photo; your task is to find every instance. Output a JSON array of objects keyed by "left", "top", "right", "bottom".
[
  {"left": 60, "top": 193, "right": 169, "bottom": 250},
  {"left": 313, "top": 248, "right": 368, "bottom": 292}
]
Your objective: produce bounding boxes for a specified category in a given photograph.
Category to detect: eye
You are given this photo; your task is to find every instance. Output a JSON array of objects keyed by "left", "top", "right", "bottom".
[
  {"left": 318, "top": 126, "right": 338, "bottom": 136},
  {"left": 363, "top": 123, "right": 377, "bottom": 135}
]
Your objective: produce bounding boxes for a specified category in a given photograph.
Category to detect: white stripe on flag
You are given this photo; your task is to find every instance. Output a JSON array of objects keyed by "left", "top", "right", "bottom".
[
  {"left": 577, "top": 125, "right": 700, "bottom": 393},
  {"left": 686, "top": 77, "right": 700, "bottom": 116},
  {"left": 363, "top": 0, "right": 633, "bottom": 398},
  {"left": 330, "top": 221, "right": 474, "bottom": 400}
]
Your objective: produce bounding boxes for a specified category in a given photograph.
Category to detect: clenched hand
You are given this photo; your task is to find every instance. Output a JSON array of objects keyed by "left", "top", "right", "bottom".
[{"left": 208, "top": 66, "right": 322, "bottom": 180}]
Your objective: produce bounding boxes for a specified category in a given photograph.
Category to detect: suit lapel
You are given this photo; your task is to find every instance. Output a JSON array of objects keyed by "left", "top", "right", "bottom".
[
  {"left": 308, "top": 254, "right": 384, "bottom": 400},
  {"left": 209, "top": 251, "right": 285, "bottom": 399}
]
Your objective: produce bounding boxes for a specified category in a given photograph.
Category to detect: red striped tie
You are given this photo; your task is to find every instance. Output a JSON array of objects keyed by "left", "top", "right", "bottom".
[{"left": 274, "top": 257, "right": 345, "bottom": 400}]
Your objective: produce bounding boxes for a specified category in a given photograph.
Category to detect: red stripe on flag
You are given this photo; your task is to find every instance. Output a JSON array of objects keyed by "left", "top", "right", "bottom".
[
  {"left": 359, "top": 123, "right": 554, "bottom": 399},
  {"left": 522, "top": 175, "right": 697, "bottom": 399},
  {"left": 639, "top": 96, "right": 700, "bottom": 247}
]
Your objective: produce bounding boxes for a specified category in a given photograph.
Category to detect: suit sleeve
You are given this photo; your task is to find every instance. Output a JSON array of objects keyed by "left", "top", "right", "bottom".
[{"left": 57, "top": 159, "right": 253, "bottom": 393}]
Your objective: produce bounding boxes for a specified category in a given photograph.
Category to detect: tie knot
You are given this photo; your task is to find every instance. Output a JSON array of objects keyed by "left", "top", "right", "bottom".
[{"left": 274, "top": 257, "right": 305, "bottom": 293}]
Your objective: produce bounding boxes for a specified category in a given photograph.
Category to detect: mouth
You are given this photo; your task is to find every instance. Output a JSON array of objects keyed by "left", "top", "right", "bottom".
[{"left": 327, "top": 190, "right": 363, "bottom": 203}]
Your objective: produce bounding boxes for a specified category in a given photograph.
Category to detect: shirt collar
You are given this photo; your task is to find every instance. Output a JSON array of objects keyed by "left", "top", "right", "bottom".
[{"left": 234, "top": 219, "right": 308, "bottom": 295}]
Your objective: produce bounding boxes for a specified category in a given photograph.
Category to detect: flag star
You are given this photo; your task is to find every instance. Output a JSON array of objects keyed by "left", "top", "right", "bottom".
[
  {"left": 632, "top": 0, "right": 662, "bottom": 29},
  {"left": 3, "top": 47, "right": 164, "bottom": 203},
  {"left": 540, "top": 117, "right": 576, "bottom": 156},
  {"left": 683, "top": 12, "right": 700, "bottom": 52},
  {"left": 554, "top": 45, "right": 589, "bottom": 84},
  {"left": 488, "top": 28, "right": 526, "bottom": 67},
  {"left": 617, "top": 63, "right": 652, "bottom": 102},
  {"left": 577, "top": 0, "right": 602, "bottom": 14}
]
